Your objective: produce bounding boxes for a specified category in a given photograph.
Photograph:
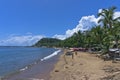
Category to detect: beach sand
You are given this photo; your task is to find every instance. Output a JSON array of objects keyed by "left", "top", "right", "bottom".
[{"left": 50, "top": 49, "right": 120, "bottom": 80}]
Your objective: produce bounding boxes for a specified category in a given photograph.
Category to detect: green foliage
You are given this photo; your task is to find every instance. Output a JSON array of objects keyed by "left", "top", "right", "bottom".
[
  {"left": 61, "top": 32, "right": 83, "bottom": 47},
  {"left": 33, "top": 6, "right": 120, "bottom": 55},
  {"left": 33, "top": 38, "right": 62, "bottom": 47}
]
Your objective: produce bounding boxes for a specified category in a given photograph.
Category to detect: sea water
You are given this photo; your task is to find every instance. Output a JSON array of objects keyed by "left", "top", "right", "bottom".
[{"left": 0, "top": 47, "right": 60, "bottom": 79}]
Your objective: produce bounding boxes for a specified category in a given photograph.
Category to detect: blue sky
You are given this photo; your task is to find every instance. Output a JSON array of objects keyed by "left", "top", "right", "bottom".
[{"left": 0, "top": 0, "right": 120, "bottom": 46}]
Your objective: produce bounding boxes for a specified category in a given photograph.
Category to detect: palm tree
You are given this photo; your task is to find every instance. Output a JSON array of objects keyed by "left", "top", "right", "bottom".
[
  {"left": 98, "top": 6, "right": 119, "bottom": 29},
  {"left": 98, "top": 6, "right": 120, "bottom": 49},
  {"left": 112, "top": 22, "right": 120, "bottom": 48}
]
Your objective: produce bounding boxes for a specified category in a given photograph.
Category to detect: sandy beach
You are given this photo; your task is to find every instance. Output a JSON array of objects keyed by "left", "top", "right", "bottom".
[{"left": 50, "top": 49, "right": 120, "bottom": 80}]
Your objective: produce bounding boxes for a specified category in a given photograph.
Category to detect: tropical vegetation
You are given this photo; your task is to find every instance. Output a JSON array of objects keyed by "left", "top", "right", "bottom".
[
  {"left": 34, "top": 6, "right": 120, "bottom": 54},
  {"left": 33, "top": 38, "right": 61, "bottom": 47}
]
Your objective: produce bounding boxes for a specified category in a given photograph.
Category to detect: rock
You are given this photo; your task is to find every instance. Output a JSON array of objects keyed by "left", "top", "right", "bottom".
[{"left": 54, "top": 70, "right": 59, "bottom": 72}]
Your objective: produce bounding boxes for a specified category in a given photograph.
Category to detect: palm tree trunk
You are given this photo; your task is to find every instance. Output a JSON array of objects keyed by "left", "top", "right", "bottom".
[{"left": 115, "top": 40, "right": 118, "bottom": 48}]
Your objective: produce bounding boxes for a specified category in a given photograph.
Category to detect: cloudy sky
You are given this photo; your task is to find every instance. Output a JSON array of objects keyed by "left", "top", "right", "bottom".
[{"left": 0, "top": 0, "right": 120, "bottom": 46}]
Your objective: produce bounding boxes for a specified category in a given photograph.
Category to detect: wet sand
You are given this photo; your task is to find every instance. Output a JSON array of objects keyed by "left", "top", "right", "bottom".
[{"left": 50, "top": 50, "right": 120, "bottom": 80}]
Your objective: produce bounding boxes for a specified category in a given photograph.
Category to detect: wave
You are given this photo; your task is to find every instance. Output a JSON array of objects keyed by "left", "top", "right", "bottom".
[
  {"left": 2, "top": 49, "right": 61, "bottom": 80},
  {"left": 19, "top": 49, "right": 61, "bottom": 72},
  {"left": 41, "top": 50, "right": 61, "bottom": 61},
  {"left": 19, "top": 50, "right": 62, "bottom": 72},
  {"left": 27, "top": 78, "right": 44, "bottom": 80},
  {"left": 20, "top": 66, "right": 28, "bottom": 71}
]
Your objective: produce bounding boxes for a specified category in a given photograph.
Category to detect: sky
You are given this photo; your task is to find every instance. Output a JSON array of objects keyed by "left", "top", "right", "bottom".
[{"left": 0, "top": 0, "right": 120, "bottom": 46}]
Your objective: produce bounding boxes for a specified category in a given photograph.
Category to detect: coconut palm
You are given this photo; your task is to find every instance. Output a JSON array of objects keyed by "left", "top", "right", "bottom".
[
  {"left": 98, "top": 6, "right": 119, "bottom": 29},
  {"left": 98, "top": 6, "right": 120, "bottom": 49},
  {"left": 112, "top": 22, "right": 120, "bottom": 48}
]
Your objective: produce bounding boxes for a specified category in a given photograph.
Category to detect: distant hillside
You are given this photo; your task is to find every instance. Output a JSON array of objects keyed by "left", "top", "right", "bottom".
[{"left": 33, "top": 38, "right": 62, "bottom": 47}]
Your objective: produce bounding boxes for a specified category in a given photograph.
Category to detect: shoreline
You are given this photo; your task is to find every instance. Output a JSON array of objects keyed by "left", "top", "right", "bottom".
[
  {"left": 3, "top": 49, "right": 63, "bottom": 80},
  {"left": 50, "top": 49, "right": 120, "bottom": 80}
]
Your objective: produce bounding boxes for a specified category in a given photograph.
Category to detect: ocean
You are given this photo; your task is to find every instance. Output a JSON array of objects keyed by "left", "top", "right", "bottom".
[{"left": 0, "top": 47, "right": 61, "bottom": 80}]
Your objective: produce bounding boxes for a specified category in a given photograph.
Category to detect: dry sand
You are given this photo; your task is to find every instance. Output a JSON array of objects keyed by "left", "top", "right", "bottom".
[{"left": 50, "top": 49, "right": 120, "bottom": 80}]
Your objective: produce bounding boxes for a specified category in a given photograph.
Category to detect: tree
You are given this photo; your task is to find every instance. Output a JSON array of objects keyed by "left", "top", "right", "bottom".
[
  {"left": 112, "top": 22, "right": 120, "bottom": 48},
  {"left": 98, "top": 6, "right": 118, "bottom": 29},
  {"left": 98, "top": 6, "right": 120, "bottom": 50},
  {"left": 90, "top": 26, "right": 103, "bottom": 47}
]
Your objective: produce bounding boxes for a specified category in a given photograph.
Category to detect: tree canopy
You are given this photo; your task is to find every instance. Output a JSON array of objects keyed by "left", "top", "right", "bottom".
[
  {"left": 33, "top": 38, "right": 62, "bottom": 47},
  {"left": 34, "top": 6, "right": 120, "bottom": 54}
]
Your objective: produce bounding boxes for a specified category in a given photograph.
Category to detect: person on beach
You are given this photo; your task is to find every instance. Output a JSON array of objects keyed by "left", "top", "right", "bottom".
[{"left": 75, "top": 51, "right": 77, "bottom": 55}]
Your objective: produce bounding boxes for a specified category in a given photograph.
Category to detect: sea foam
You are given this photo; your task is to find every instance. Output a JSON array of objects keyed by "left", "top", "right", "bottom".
[
  {"left": 41, "top": 50, "right": 61, "bottom": 61},
  {"left": 20, "top": 66, "right": 28, "bottom": 71}
]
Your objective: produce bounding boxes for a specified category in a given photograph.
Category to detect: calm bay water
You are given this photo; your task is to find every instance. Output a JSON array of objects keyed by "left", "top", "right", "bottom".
[{"left": 0, "top": 47, "right": 58, "bottom": 78}]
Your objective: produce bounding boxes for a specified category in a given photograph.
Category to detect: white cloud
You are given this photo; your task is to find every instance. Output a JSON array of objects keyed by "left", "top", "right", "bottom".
[
  {"left": 53, "top": 34, "right": 66, "bottom": 40},
  {"left": 53, "top": 15, "right": 99, "bottom": 40},
  {"left": 1, "top": 9, "right": 120, "bottom": 46},
  {"left": 0, "top": 34, "right": 45, "bottom": 46},
  {"left": 98, "top": 9, "right": 102, "bottom": 13},
  {"left": 114, "top": 12, "right": 120, "bottom": 19},
  {"left": 53, "top": 9, "right": 120, "bottom": 40}
]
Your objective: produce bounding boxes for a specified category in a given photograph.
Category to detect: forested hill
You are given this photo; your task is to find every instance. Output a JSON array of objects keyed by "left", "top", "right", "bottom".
[{"left": 33, "top": 38, "right": 62, "bottom": 47}]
